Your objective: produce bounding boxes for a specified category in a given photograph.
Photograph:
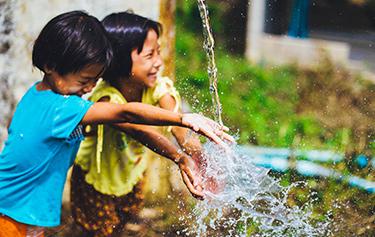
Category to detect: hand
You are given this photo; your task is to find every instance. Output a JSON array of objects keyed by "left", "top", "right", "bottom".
[
  {"left": 190, "top": 153, "right": 224, "bottom": 195},
  {"left": 181, "top": 113, "right": 234, "bottom": 149},
  {"left": 191, "top": 151, "right": 205, "bottom": 169},
  {"left": 178, "top": 155, "right": 204, "bottom": 200}
]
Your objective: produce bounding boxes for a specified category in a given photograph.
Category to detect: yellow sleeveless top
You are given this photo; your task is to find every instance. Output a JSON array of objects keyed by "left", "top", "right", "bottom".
[{"left": 75, "top": 77, "right": 181, "bottom": 196}]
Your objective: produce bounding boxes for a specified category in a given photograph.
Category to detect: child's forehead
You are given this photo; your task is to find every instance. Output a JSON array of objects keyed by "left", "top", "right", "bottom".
[
  {"left": 145, "top": 30, "right": 159, "bottom": 43},
  {"left": 142, "top": 30, "right": 160, "bottom": 51},
  {"left": 142, "top": 42, "right": 160, "bottom": 52}
]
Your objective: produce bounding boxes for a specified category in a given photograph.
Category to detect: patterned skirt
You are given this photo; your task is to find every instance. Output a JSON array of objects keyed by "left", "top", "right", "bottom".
[{"left": 70, "top": 165, "right": 144, "bottom": 237}]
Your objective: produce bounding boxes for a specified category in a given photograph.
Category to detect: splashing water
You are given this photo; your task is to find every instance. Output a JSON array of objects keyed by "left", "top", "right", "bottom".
[
  {"left": 196, "top": 0, "right": 223, "bottom": 126},
  {"left": 189, "top": 1, "right": 331, "bottom": 236},
  {"left": 182, "top": 143, "right": 331, "bottom": 236}
]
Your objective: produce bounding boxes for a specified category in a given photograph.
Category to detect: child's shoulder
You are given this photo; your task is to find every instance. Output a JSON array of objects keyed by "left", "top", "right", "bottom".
[
  {"left": 156, "top": 76, "right": 174, "bottom": 87},
  {"left": 22, "top": 82, "right": 76, "bottom": 104},
  {"left": 153, "top": 76, "right": 177, "bottom": 94},
  {"left": 90, "top": 80, "right": 126, "bottom": 104},
  {"left": 146, "top": 76, "right": 180, "bottom": 104}
]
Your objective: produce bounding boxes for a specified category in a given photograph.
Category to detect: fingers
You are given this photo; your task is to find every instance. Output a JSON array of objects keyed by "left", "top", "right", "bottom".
[
  {"left": 221, "top": 125, "right": 229, "bottom": 132},
  {"left": 198, "top": 128, "right": 231, "bottom": 151},
  {"left": 186, "top": 162, "right": 203, "bottom": 187},
  {"left": 181, "top": 170, "right": 204, "bottom": 200},
  {"left": 199, "top": 117, "right": 234, "bottom": 143},
  {"left": 182, "top": 164, "right": 195, "bottom": 184},
  {"left": 214, "top": 130, "right": 235, "bottom": 143},
  {"left": 222, "top": 132, "right": 235, "bottom": 142},
  {"left": 192, "top": 124, "right": 200, "bottom": 132},
  {"left": 182, "top": 113, "right": 235, "bottom": 147}
]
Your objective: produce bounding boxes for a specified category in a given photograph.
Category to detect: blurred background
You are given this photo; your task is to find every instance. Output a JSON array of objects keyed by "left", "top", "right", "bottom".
[{"left": 0, "top": 0, "right": 374, "bottom": 236}]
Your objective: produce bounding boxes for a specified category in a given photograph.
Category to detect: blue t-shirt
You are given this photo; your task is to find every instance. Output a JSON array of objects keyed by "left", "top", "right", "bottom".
[{"left": 0, "top": 82, "right": 93, "bottom": 227}]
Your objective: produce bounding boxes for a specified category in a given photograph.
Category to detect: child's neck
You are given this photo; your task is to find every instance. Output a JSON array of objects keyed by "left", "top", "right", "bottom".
[
  {"left": 113, "top": 77, "right": 144, "bottom": 102},
  {"left": 37, "top": 75, "right": 53, "bottom": 91}
]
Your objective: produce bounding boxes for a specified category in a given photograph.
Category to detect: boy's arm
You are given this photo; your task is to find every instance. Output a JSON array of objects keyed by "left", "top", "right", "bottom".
[
  {"left": 111, "top": 122, "right": 204, "bottom": 199},
  {"left": 82, "top": 102, "right": 182, "bottom": 126},
  {"left": 81, "top": 102, "right": 232, "bottom": 147}
]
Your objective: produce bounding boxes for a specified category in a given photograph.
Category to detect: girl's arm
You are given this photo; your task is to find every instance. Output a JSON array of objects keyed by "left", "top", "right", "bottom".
[
  {"left": 159, "top": 94, "right": 204, "bottom": 155},
  {"left": 159, "top": 94, "right": 206, "bottom": 167},
  {"left": 159, "top": 94, "right": 224, "bottom": 194},
  {"left": 82, "top": 102, "right": 232, "bottom": 147},
  {"left": 111, "top": 122, "right": 204, "bottom": 199}
]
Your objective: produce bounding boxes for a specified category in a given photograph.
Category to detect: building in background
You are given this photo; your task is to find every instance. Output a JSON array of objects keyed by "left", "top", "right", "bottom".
[{"left": 246, "top": 0, "right": 375, "bottom": 78}]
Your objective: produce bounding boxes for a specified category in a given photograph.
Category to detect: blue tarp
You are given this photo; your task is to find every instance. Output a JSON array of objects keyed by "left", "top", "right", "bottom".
[{"left": 288, "top": 0, "right": 310, "bottom": 38}]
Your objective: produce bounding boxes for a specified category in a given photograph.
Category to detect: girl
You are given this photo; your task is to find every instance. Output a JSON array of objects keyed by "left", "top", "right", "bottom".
[
  {"left": 0, "top": 11, "right": 230, "bottom": 237},
  {"left": 70, "top": 11, "right": 219, "bottom": 237}
]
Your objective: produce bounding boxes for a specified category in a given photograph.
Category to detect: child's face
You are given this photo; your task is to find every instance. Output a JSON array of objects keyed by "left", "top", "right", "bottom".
[
  {"left": 45, "top": 64, "right": 104, "bottom": 96},
  {"left": 130, "top": 29, "right": 162, "bottom": 88}
]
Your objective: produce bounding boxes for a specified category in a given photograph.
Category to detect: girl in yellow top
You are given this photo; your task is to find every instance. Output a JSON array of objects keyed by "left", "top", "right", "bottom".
[{"left": 70, "top": 11, "right": 231, "bottom": 237}]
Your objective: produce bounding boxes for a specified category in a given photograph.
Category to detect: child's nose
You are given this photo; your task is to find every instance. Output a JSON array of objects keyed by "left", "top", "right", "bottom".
[
  {"left": 154, "top": 55, "right": 163, "bottom": 69},
  {"left": 83, "top": 83, "right": 95, "bottom": 93}
]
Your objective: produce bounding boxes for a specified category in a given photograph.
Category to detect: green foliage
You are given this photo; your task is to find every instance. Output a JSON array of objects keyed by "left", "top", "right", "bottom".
[{"left": 176, "top": 13, "right": 328, "bottom": 149}]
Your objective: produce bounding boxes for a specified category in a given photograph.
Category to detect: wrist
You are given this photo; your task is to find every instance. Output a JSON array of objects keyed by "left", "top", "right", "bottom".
[
  {"left": 174, "top": 150, "right": 187, "bottom": 164},
  {"left": 180, "top": 113, "right": 186, "bottom": 127}
]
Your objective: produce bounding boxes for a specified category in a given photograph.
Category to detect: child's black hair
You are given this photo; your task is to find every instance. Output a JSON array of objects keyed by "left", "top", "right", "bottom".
[
  {"left": 32, "top": 10, "right": 113, "bottom": 76},
  {"left": 101, "top": 11, "right": 162, "bottom": 82}
]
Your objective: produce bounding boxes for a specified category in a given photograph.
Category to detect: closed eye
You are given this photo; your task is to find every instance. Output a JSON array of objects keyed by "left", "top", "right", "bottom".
[{"left": 78, "top": 78, "right": 93, "bottom": 85}]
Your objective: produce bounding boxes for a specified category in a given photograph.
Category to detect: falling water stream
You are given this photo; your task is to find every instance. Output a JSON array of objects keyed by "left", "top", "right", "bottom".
[
  {"left": 186, "top": 1, "right": 331, "bottom": 236},
  {"left": 196, "top": 0, "right": 223, "bottom": 126}
]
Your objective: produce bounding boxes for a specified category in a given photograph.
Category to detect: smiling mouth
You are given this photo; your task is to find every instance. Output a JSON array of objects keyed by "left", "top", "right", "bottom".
[{"left": 148, "top": 73, "right": 157, "bottom": 78}]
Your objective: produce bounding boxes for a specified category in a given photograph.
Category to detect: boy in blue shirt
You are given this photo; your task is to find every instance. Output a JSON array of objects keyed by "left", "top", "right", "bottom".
[{"left": 0, "top": 11, "right": 231, "bottom": 236}]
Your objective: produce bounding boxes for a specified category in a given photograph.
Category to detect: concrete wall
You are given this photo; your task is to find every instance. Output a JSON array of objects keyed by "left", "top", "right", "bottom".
[{"left": 257, "top": 35, "right": 350, "bottom": 67}]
